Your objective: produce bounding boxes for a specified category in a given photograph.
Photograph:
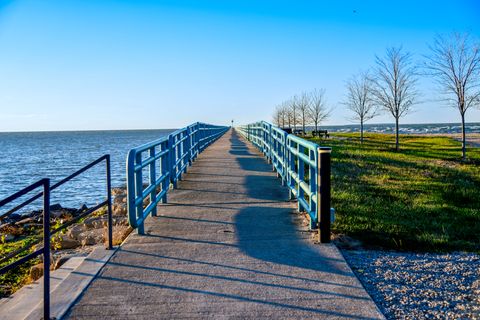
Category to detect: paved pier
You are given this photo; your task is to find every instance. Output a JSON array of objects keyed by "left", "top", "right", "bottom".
[{"left": 66, "top": 129, "right": 383, "bottom": 319}]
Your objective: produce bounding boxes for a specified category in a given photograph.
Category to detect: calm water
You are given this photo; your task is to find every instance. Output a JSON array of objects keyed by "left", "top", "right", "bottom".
[
  {"left": 0, "top": 129, "right": 174, "bottom": 214},
  {"left": 1, "top": 123, "right": 479, "bottom": 215},
  {"left": 318, "top": 122, "right": 480, "bottom": 134}
]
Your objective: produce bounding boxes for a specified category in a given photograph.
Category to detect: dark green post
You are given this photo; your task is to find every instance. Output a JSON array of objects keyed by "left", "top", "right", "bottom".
[{"left": 317, "top": 147, "right": 331, "bottom": 243}]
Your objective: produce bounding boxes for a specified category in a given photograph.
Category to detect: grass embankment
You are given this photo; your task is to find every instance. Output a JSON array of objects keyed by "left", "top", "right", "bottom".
[
  {"left": 0, "top": 206, "right": 112, "bottom": 297},
  {"left": 0, "top": 237, "right": 39, "bottom": 297},
  {"left": 309, "top": 133, "right": 480, "bottom": 252}
]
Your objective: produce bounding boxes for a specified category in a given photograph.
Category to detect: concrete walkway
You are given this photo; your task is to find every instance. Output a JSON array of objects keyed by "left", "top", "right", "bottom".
[{"left": 66, "top": 129, "right": 384, "bottom": 319}]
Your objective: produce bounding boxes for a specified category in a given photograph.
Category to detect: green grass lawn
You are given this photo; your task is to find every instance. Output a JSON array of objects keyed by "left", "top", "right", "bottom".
[{"left": 309, "top": 133, "right": 480, "bottom": 252}]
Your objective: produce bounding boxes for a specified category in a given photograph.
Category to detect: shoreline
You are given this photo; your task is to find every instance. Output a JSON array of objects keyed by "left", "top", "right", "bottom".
[
  {"left": 331, "top": 132, "right": 480, "bottom": 147},
  {"left": 0, "top": 187, "right": 131, "bottom": 298},
  {"left": 419, "top": 133, "right": 480, "bottom": 147}
]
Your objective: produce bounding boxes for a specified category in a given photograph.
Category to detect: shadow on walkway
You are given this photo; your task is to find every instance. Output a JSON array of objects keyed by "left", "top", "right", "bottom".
[
  {"left": 229, "top": 129, "right": 353, "bottom": 275},
  {"left": 65, "top": 128, "right": 384, "bottom": 319},
  {"left": 235, "top": 206, "right": 352, "bottom": 276}
]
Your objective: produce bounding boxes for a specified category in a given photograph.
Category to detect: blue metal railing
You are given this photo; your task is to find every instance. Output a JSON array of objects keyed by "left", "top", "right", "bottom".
[
  {"left": 0, "top": 155, "right": 114, "bottom": 319},
  {"left": 126, "top": 122, "right": 229, "bottom": 234},
  {"left": 238, "top": 121, "right": 332, "bottom": 243}
]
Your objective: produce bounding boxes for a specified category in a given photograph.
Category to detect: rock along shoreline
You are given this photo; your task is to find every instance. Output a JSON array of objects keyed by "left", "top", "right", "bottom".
[{"left": 0, "top": 187, "right": 132, "bottom": 296}]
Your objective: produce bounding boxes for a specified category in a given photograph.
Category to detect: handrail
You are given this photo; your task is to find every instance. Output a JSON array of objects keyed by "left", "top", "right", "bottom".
[
  {"left": 1, "top": 155, "right": 111, "bottom": 220},
  {"left": 0, "top": 155, "right": 114, "bottom": 320},
  {"left": 126, "top": 122, "right": 229, "bottom": 234},
  {"left": 0, "top": 155, "right": 113, "bottom": 264},
  {"left": 0, "top": 179, "right": 50, "bottom": 319},
  {"left": 237, "top": 121, "right": 332, "bottom": 243}
]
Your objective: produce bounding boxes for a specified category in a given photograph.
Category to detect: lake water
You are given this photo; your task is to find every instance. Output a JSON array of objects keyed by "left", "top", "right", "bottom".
[
  {"left": 1, "top": 122, "right": 479, "bottom": 215},
  {"left": 0, "top": 129, "right": 174, "bottom": 214}
]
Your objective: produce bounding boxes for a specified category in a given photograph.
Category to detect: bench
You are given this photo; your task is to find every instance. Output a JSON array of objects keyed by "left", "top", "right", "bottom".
[
  {"left": 312, "top": 130, "right": 329, "bottom": 138},
  {"left": 293, "top": 129, "right": 305, "bottom": 136}
]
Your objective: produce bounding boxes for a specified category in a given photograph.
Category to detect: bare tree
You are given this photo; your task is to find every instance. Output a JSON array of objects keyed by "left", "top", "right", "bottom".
[
  {"left": 289, "top": 96, "right": 299, "bottom": 131},
  {"left": 279, "top": 105, "right": 286, "bottom": 127},
  {"left": 343, "top": 71, "right": 379, "bottom": 143},
  {"left": 285, "top": 102, "right": 293, "bottom": 128},
  {"left": 297, "top": 92, "right": 310, "bottom": 134},
  {"left": 277, "top": 105, "right": 288, "bottom": 128},
  {"left": 371, "top": 46, "right": 419, "bottom": 150},
  {"left": 272, "top": 105, "right": 282, "bottom": 127},
  {"left": 308, "top": 88, "right": 331, "bottom": 132},
  {"left": 424, "top": 33, "right": 480, "bottom": 160}
]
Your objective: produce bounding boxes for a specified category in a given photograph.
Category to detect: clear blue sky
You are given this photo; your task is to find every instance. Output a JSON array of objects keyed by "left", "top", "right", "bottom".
[{"left": 0, "top": 0, "right": 479, "bottom": 131}]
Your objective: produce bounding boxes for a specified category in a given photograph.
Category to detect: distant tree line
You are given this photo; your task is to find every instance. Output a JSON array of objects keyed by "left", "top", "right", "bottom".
[
  {"left": 272, "top": 89, "right": 332, "bottom": 133},
  {"left": 272, "top": 32, "right": 480, "bottom": 159}
]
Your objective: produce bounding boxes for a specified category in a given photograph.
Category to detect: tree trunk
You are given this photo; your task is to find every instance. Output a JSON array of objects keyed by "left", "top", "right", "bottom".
[
  {"left": 395, "top": 117, "right": 399, "bottom": 151},
  {"left": 461, "top": 113, "right": 466, "bottom": 160},
  {"left": 360, "top": 121, "right": 364, "bottom": 144}
]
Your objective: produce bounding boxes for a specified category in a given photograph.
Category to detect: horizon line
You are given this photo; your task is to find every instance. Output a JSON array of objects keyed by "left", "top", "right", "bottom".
[{"left": 1, "top": 121, "right": 480, "bottom": 134}]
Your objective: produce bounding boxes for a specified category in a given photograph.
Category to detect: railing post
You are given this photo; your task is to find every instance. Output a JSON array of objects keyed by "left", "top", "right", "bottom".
[
  {"left": 317, "top": 147, "right": 332, "bottom": 243},
  {"left": 308, "top": 150, "right": 316, "bottom": 229},
  {"left": 185, "top": 128, "right": 191, "bottom": 170},
  {"left": 268, "top": 123, "right": 273, "bottom": 165},
  {"left": 149, "top": 147, "right": 157, "bottom": 217},
  {"left": 161, "top": 141, "right": 168, "bottom": 203},
  {"left": 198, "top": 124, "right": 203, "bottom": 152},
  {"left": 282, "top": 131, "right": 288, "bottom": 186},
  {"left": 197, "top": 123, "right": 201, "bottom": 155},
  {"left": 206, "top": 125, "right": 209, "bottom": 145},
  {"left": 178, "top": 133, "right": 184, "bottom": 180},
  {"left": 204, "top": 124, "right": 208, "bottom": 151},
  {"left": 126, "top": 150, "right": 137, "bottom": 229},
  {"left": 106, "top": 155, "right": 113, "bottom": 250},
  {"left": 191, "top": 125, "right": 196, "bottom": 161},
  {"left": 287, "top": 137, "right": 295, "bottom": 200},
  {"left": 135, "top": 152, "right": 145, "bottom": 234},
  {"left": 268, "top": 124, "right": 271, "bottom": 162},
  {"left": 194, "top": 123, "right": 199, "bottom": 159},
  {"left": 262, "top": 123, "right": 266, "bottom": 157},
  {"left": 297, "top": 144, "right": 305, "bottom": 214},
  {"left": 169, "top": 134, "right": 177, "bottom": 189},
  {"left": 187, "top": 126, "right": 192, "bottom": 166},
  {"left": 272, "top": 130, "right": 277, "bottom": 172},
  {"left": 42, "top": 179, "right": 50, "bottom": 320}
]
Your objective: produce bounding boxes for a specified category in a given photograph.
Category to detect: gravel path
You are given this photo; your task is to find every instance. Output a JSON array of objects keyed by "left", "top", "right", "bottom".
[{"left": 341, "top": 250, "right": 480, "bottom": 319}]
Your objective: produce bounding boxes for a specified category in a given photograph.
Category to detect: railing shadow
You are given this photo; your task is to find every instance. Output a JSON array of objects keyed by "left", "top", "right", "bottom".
[
  {"left": 234, "top": 205, "right": 352, "bottom": 277},
  {"left": 229, "top": 130, "right": 258, "bottom": 157},
  {"left": 76, "top": 270, "right": 375, "bottom": 319},
  {"left": 92, "top": 256, "right": 366, "bottom": 301},
  {"left": 229, "top": 135, "right": 255, "bottom": 156},
  {"left": 229, "top": 130, "right": 353, "bottom": 276}
]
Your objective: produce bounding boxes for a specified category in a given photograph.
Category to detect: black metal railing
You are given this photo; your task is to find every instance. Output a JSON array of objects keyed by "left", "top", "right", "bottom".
[{"left": 0, "top": 154, "right": 113, "bottom": 320}]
